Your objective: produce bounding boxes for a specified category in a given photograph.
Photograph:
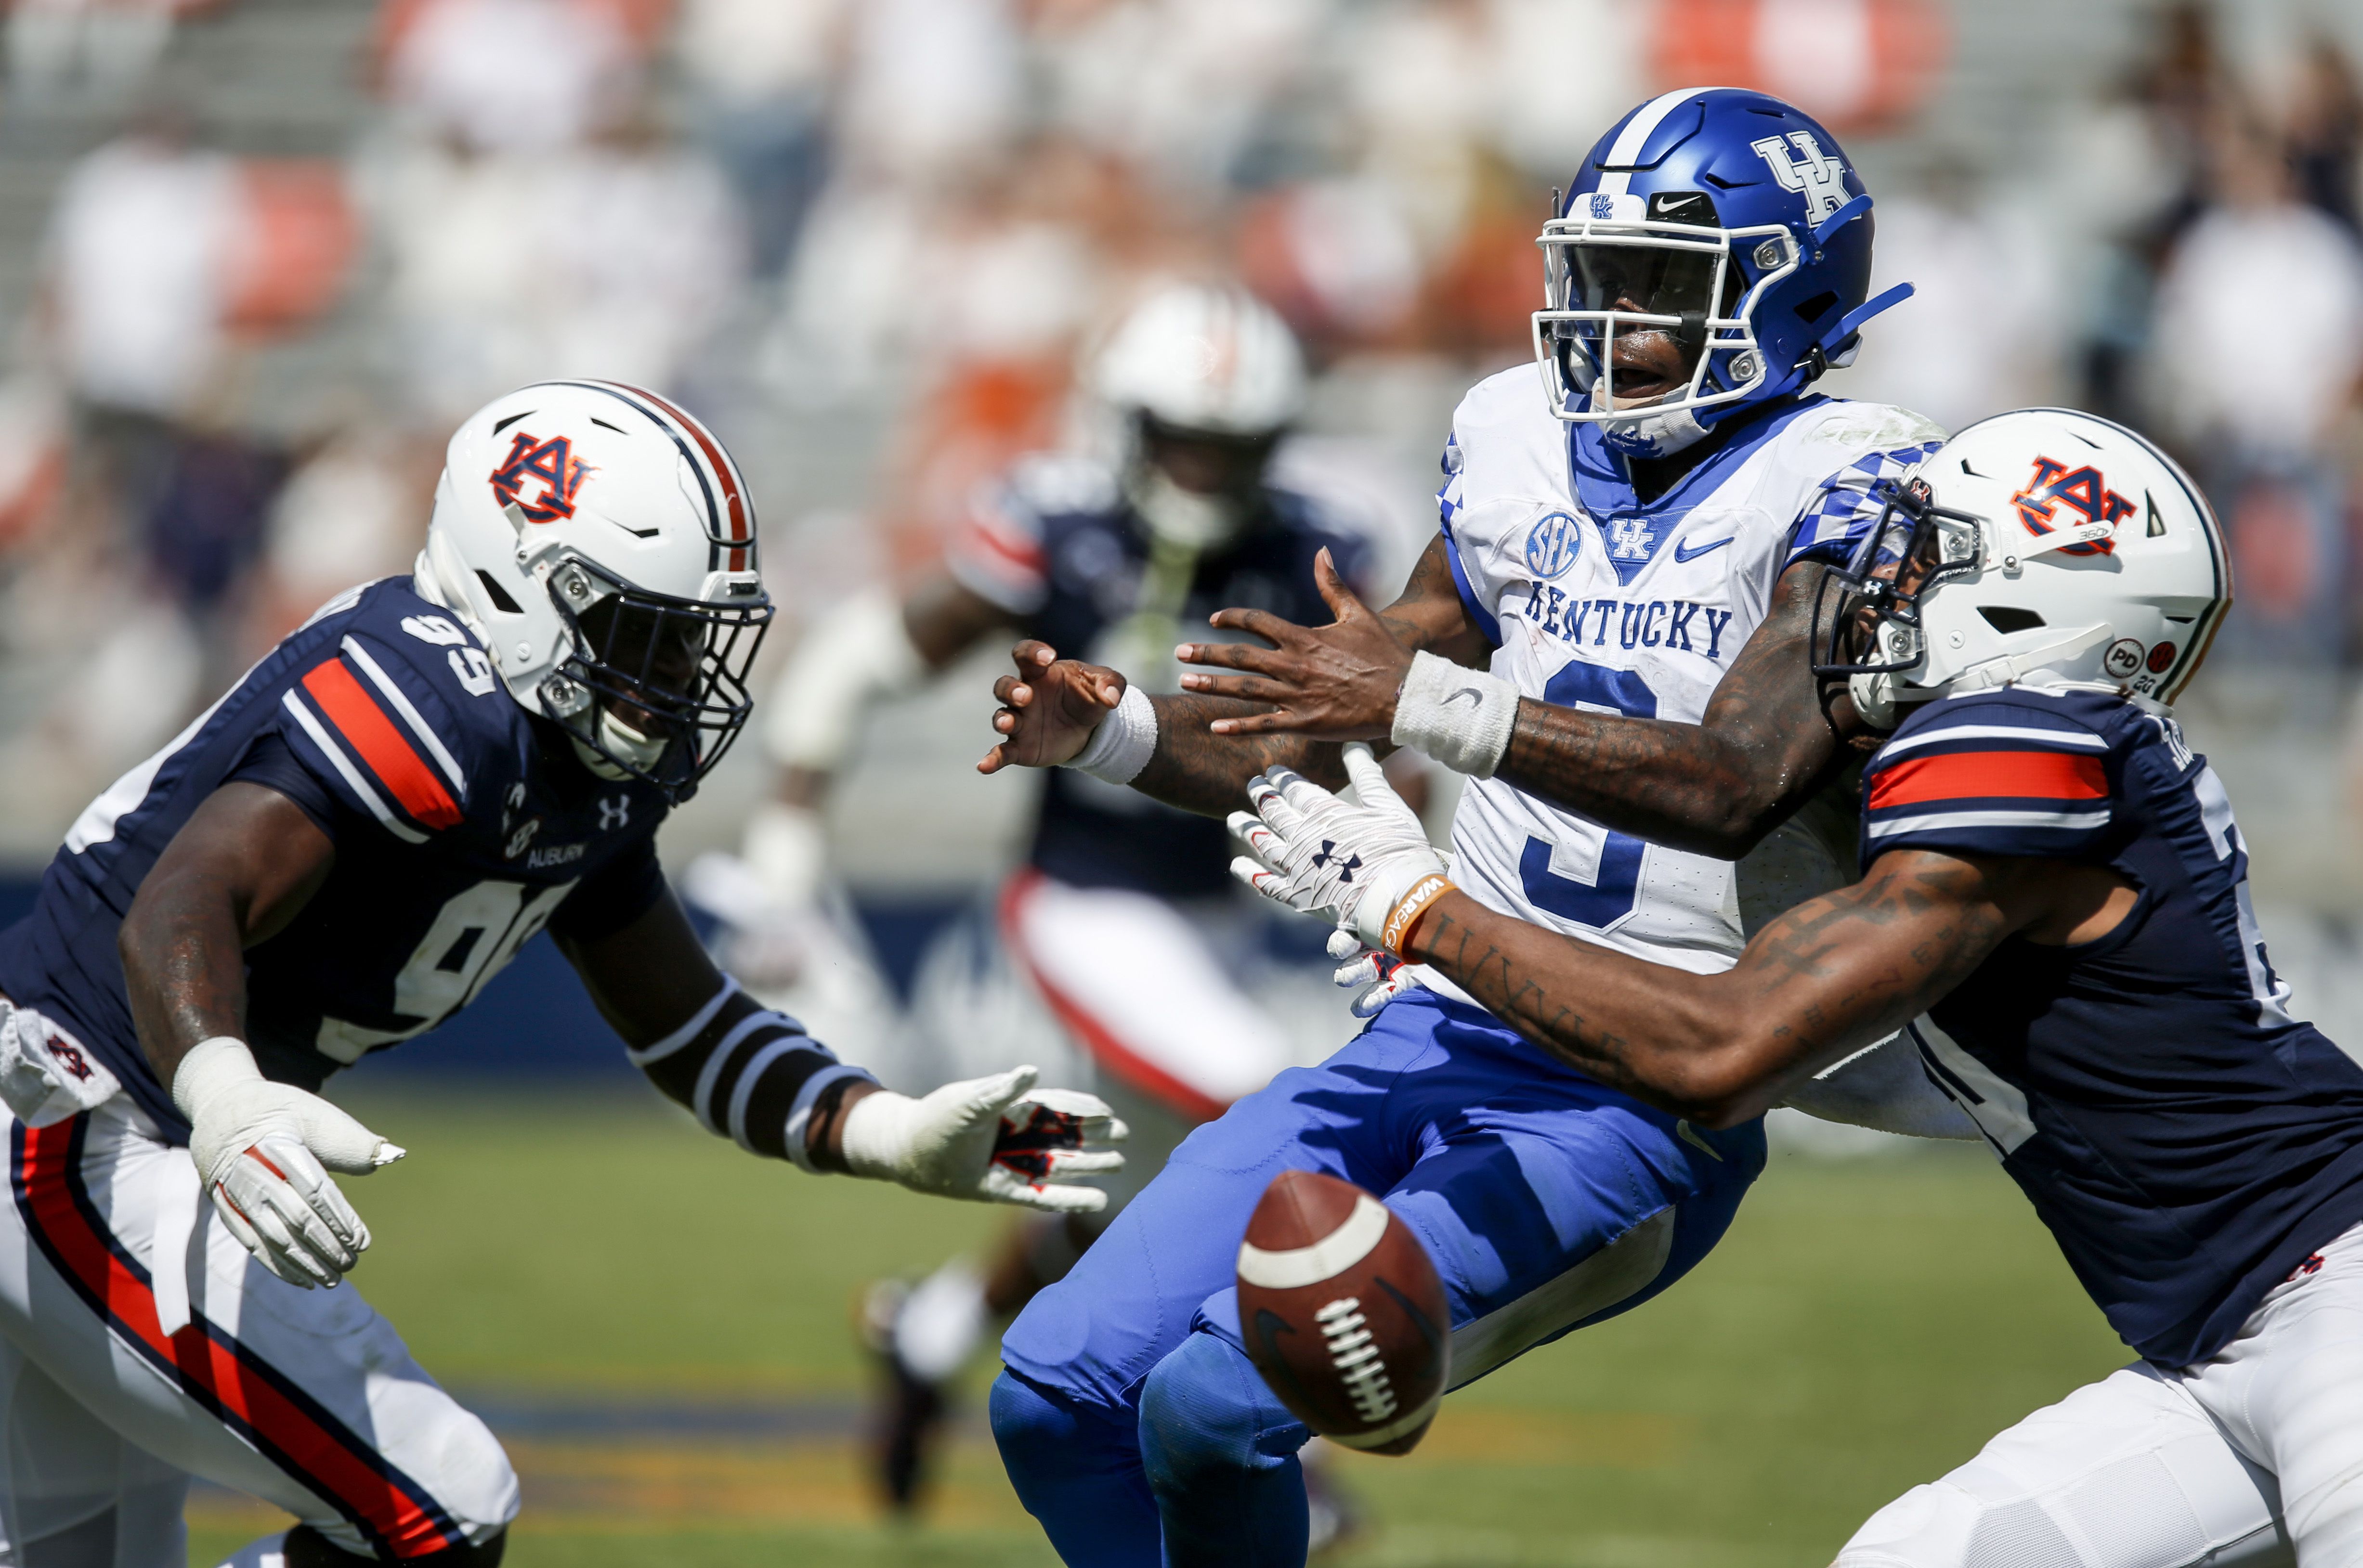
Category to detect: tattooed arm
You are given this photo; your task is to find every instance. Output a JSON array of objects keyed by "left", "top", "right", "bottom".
[
  {"left": 976, "top": 533, "right": 1485, "bottom": 815},
  {"left": 1178, "top": 552, "right": 1865, "bottom": 857},
  {"left": 1399, "top": 850, "right": 2137, "bottom": 1127}
]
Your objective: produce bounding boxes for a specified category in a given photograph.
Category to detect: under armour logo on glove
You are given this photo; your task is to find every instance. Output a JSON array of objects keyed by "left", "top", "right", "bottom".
[{"left": 1311, "top": 841, "right": 1362, "bottom": 882}]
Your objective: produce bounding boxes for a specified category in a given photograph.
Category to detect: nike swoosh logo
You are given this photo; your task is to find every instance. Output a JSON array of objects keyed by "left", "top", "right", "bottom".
[
  {"left": 1672, "top": 536, "right": 1736, "bottom": 563},
  {"left": 1442, "top": 687, "right": 1485, "bottom": 709}
]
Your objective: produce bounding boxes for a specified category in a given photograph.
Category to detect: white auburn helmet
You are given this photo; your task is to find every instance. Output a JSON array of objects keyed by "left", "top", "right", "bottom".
[
  {"left": 1091, "top": 282, "right": 1307, "bottom": 437},
  {"left": 1088, "top": 284, "right": 1308, "bottom": 550},
  {"left": 414, "top": 379, "right": 772, "bottom": 799},
  {"left": 1815, "top": 407, "right": 2232, "bottom": 726}
]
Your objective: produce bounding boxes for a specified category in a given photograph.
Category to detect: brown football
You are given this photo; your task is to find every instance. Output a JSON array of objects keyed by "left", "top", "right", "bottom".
[{"left": 1235, "top": 1169, "right": 1449, "bottom": 1455}]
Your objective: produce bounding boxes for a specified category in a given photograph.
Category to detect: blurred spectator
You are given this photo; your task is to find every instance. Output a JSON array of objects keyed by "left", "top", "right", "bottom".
[
  {"left": 253, "top": 427, "right": 434, "bottom": 644},
  {"left": 2286, "top": 32, "right": 2361, "bottom": 233},
  {"left": 382, "top": 0, "right": 638, "bottom": 156},
  {"left": 8, "top": 0, "right": 180, "bottom": 109},
  {"left": 369, "top": 104, "right": 741, "bottom": 421},
  {"left": 836, "top": 0, "right": 1022, "bottom": 184},
  {"left": 1834, "top": 156, "right": 2063, "bottom": 432},
  {"left": 675, "top": 0, "right": 847, "bottom": 279},
  {"left": 2152, "top": 118, "right": 2363, "bottom": 660},
  {"left": 1037, "top": 0, "right": 1332, "bottom": 198},
  {"left": 42, "top": 112, "right": 239, "bottom": 530}
]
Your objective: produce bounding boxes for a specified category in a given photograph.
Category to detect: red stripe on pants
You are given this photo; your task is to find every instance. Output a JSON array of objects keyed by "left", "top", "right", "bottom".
[{"left": 14, "top": 1121, "right": 460, "bottom": 1557}]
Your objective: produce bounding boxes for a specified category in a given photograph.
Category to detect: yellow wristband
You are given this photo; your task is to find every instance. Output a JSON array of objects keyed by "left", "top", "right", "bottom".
[{"left": 1381, "top": 875, "right": 1457, "bottom": 958}]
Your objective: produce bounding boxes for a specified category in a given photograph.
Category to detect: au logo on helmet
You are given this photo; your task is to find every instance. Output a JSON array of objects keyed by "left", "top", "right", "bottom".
[
  {"left": 2010, "top": 456, "right": 2136, "bottom": 558},
  {"left": 489, "top": 431, "right": 595, "bottom": 523},
  {"left": 1749, "top": 131, "right": 1850, "bottom": 224}
]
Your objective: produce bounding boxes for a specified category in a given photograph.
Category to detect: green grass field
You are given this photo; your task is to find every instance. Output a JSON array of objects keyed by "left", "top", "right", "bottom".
[{"left": 186, "top": 1089, "right": 2129, "bottom": 1567}]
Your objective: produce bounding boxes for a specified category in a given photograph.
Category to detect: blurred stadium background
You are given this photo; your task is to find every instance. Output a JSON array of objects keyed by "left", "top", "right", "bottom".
[{"left": 0, "top": 0, "right": 2356, "bottom": 1562}]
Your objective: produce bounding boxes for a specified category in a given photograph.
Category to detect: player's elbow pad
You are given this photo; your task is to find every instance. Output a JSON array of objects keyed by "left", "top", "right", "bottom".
[
  {"left": 1781, "top": 1032, "right": 1981, "bottom": 1140},
  {"left": 628, "top": 978, "right": 874, "bottom": 1171},
  {"left": 762, "top": 587, "right": 929, "bottom": 772}
]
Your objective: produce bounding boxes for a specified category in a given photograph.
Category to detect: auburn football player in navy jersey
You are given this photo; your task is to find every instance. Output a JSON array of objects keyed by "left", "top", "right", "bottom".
[
  {"left": 723, "top": 285, "right": 1374, "bottom": 1514},
  {"left": 0, "top": 380, "right": 1122, "bottom": 1568},
  {"left": 1236, "top": 407, "right": 2363, "bottom": 1565}
]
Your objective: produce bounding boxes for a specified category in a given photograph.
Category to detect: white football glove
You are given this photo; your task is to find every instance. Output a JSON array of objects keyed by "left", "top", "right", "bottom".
[
  {"left": 839, "top": 1066, "right": 1127, "bottom": 1213},
  {"left": 1229, "top": 743, "right": 1448, "bottom": 950},
  {"left": 1326, "top": 927, "right": 1422, "bottom": 1018},
  {"left": 172, "top": 1038, "right": 403, "bottom": 1288}
]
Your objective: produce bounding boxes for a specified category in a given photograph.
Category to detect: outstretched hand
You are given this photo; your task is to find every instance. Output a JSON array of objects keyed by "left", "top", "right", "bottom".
[
  {"left": 1177, "top": 549, "right": 1412, "bottom": 740},
  {"left": 978, "top": 641, "right": 1129, "bottom": 775}
]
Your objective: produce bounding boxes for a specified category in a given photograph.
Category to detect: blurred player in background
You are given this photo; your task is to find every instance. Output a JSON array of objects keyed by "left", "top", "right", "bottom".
[
  {"left": 977, "top": 89, "right": 1981, "bottom": 1566},
  {"left": 1235, "top": 409, "right": 2363, "bottom": 1567},
  {"left": 0, "top": 382, "right": 1121, "bottom": 1568},
  {"left": 720, "top": 283, "right": 1377, "bottom": 1516}
]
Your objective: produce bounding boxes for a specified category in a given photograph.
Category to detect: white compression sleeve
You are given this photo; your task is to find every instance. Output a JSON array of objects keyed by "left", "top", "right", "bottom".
[
  {"left": 1391, "top": 649, "right": 1520, "bottom": 779},
  {"left": 1781, "top": 1032, "right": 1980, "bottom": 1140},
  {"left": 763, "top": 586, "right": 930, "bottom": 773}
]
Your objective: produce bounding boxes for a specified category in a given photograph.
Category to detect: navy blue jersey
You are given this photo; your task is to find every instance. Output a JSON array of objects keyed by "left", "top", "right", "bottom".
[
  {"left": 949, "top": 456, "right": 1372, "bottom": 898},
  {"left": 0, "top": 577, "right": 673, "bottom": 1141},
  {"left": 1860, "top": 685, "right": 2363, "bottom": 1365}
]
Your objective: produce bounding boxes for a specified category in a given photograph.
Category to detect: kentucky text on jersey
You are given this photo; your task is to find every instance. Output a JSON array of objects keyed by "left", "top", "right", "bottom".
[
  {"left": 1510, "top": 588, "right": 1738, "bottom": 659},
  {"left": 1864, "top": 686, "right": 2363, "bottom": 1368},
  {"left": 1429, "top": 368, "right": 1944, "bottom": 968}
]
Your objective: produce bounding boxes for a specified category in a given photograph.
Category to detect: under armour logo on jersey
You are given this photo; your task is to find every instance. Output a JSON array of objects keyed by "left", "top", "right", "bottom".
[
  {"left": 1311, "top": 841, "right": 1361, "bottom": 882},
  {"left": 2011, "top": 456, "right": 2134, "bottom": 557},
  {"left": 1749, "top": 131, "right": 1850, "bottom": 224},
  {"left": 489, "top": 431, "right": 594, "bottom": 523},
  {"left": 1606, "top": 517, "right": 1657, "bottom": 562},
  {"left": 597, "top": 795, "right": 630, "bottom": 831}
]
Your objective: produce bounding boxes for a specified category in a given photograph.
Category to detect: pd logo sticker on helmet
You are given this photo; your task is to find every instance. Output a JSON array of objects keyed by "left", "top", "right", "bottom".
[
  {"left": 489, "top": 431, "right": 594, "bottom": 523},
  {"left": 2010, "top": 457, "right": 2135, "bottom": 558},
  {"left": 1524, "top": 512, "right": 1581, "bottom": 579},
  {"left": 2103, "top": 639, "right": 2145, "bottom": 679}
]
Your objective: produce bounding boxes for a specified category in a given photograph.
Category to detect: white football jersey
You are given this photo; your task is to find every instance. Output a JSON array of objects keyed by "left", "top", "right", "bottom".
[{"left": 1432, "top": 367, "right": 1945, "bottom": 973}]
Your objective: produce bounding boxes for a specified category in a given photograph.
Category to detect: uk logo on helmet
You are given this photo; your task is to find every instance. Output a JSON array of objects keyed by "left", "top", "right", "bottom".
[
  {"left": 2010, "top": 456, "right": 2135, "bottom": 558},
  {"left": 1525, "top": 512, "right": 1582, "bottom": 579},
  {"left": 1749, "top": 131, "right": 1850, "bottom": 224},
  {"left": 490, "top": 431, "right": 594, "bottom": 523}
]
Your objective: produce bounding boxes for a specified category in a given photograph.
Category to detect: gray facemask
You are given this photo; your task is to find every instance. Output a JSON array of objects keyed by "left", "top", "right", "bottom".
[{"left": 1125, "top": 466, "right": 1249, "bottom": 550}]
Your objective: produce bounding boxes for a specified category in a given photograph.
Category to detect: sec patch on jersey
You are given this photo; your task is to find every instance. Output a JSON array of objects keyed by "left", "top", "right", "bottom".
[{"left": 1236, "top": 1170, "right": 1448, "bottom": 1454}]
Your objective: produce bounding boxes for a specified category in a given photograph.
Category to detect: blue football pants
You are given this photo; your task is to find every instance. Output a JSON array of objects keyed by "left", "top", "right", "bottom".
[{"left": 990, "top": 989, "right": 1764, "bottom": 1567}]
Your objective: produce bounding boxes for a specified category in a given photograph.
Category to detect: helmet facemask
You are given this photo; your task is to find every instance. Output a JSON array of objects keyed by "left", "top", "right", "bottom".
[
  {"left": 1810, "top": 480, "right": 1986, "bottom": 727},
  {"left": 1122, "top": 413, "right": 1281, "bottom": 551},
  {"left": 1533, "top": 193, "right": 1796, "bottom": 454},
  {"left": 535, "top": 557, "right": 772, "bottom": 801}
]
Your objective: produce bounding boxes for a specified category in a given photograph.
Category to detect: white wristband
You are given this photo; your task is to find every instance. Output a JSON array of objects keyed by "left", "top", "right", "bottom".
[
  {"left": 171, "top": 1036, "right": 261, "bottom": 1124},
  {"left": 1063, "top": 683, "right": 1158, "bottom": 786},
  {"left": 1391, "top": 650, "right": 1519, "bottom": 778},
  {"left": 836, "top": 1088, "right": 915, "bottom": 1182}
]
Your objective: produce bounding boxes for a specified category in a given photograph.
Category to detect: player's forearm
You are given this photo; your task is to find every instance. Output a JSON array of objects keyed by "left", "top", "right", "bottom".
[
  {"left": 1129, "top": 693, "right": 1348, "bottom": 816},
  {"left": 120, "top": 874, "right": 249, "bottom": 1088},
  {"left": 1494, "top": 700, "right": 1829, "bottom": 859},
  {"left": 1402, "top": 894, "right": 1776, "bottom": 1124},
  {"left": 1404, "top": 862, "right": 1994, "bottom": 1127}
]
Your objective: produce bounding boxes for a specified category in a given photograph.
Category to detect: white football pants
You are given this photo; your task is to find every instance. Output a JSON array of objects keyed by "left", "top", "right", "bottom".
[
  {"left": 0, "top": 1097, "right": 516, "bottom": 1565},
  {"left": 1838, "top": 1220, "right": 2363, "bottom": 1567}
]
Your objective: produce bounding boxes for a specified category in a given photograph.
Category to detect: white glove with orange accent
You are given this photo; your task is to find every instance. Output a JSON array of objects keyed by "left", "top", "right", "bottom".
[
  {"left": 173, "top": 1037, "right": 404, "bottom": 1288},
  {"left": 1326, "top": 928, "right": 1423, "bottom": 1018},
  {"left": 1228, "top": 743, "right": 1455, "bottom": 955},
  {"left": 839, "top": 1066, "right": 1128, "bottom": 1214}
]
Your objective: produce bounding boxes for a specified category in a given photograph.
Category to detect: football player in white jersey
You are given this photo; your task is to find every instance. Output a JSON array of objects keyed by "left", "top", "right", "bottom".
[{"left": 970, "top": 88, "right": 1968, "bottom": 1566}]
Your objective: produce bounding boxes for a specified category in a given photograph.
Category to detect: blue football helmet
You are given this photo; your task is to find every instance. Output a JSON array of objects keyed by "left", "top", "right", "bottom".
[{"left": 1532, "top": 86, "right": 1914, "bottom": 457}]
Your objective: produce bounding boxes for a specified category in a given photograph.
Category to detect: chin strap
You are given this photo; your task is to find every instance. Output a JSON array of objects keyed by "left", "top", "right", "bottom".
[
  {"left": 1805, "top": 283, "right": 1915, "bottom": 376},
  {"left": 1945, "top": 624, "right": 2117, "bottom": 698}
]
